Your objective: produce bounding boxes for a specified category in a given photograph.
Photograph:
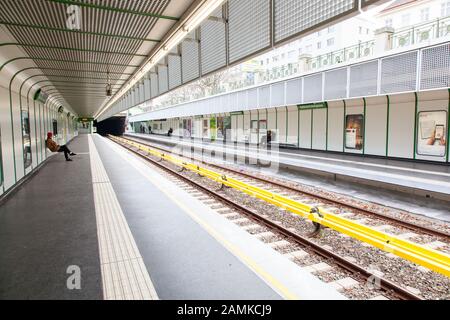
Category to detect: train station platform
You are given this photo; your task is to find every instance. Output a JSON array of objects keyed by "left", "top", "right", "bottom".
[
  {"left": 0, "top": 134, "right": 345, "bottom": 300},
  {"left": 126, "top": 133, "right": 450, "bottom": 201}
]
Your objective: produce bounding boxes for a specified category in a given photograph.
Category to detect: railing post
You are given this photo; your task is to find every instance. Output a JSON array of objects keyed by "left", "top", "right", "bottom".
[
  {"left": 374, "top": 27, "right": 394, "bottom": 54},
  {"left": 436, "top": 18, "right": 440, "bottom": 38}
]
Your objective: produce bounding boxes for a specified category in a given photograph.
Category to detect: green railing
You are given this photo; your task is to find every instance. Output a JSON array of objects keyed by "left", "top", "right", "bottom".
[{"left": 390, "top": 16, "right": 450, "bottom": 49}]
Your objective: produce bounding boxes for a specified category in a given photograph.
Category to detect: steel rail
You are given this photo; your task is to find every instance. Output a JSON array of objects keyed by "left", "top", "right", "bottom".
[
  {"left": 124, "top": 134, "right": 450, "bottom": 239},
  {"left": 113, "top": 135, "right": 450, "bottom": 278},
  {"left": 109, "top": 135, "right": 425, "bottom": 300}
]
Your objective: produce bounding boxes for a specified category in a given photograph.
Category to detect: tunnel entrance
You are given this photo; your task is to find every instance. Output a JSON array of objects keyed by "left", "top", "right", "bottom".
[{"left": 95, "top": 116, "right": 126, "bottom": 136}]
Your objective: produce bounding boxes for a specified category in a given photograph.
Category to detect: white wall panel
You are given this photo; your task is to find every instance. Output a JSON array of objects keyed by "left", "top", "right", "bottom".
[
  {"left": 12, "top": 92, "right": 25, "bottom": 182},
  {"left": 299, "top": 109, "right": 312, "bottom": 149},
  {"left": 312, "top": 108, "right": 327, "bottom": 150},
  {"left": 327, "top": 101, "right": 344, "bottom": 152},
  {"left": 276, "top": 108, "right": 287, "bottom": 143},
  {"left": 0, "top": 86, "right": 15, "bottom": 191},
  {"left": 267, "top": 109, "right": 277, "bottom": 131},
  {"left": 286, "top": 78, "right": 302, "bottom": 105},
  {"left": 365, "top": 96, "right": 387, "bottom": 156},
  {"left": 388, "top": 95, "right": 415, "bottom": 159},
  {"left": 287, "top": 106, "right": 298, "bottom": 145}
]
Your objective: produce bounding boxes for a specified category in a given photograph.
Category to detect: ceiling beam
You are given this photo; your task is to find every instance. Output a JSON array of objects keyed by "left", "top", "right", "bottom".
[
  {"left": 0, "top": 21, "right": 161, "bottom": 42},
  {"left": 0, "top": 42, "right": 148, "bottom": 57},
  {"left": 0, "top": 56, "right": 140, "bottom": 72},
  {"left": 45, "top": 0, "right": 180, "bottom": 21}
]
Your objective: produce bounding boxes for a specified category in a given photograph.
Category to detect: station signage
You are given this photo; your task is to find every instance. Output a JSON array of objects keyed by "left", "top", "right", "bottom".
[
  {"left": 78, "top": 117, "right": 94, "bottom": 122},
  {"left": 297, "top": 102, "right": 327, "bottom": 110},
  {"left": 33, "top": 89, "right": 49, "bottom": 104},
  {"left": 230, "top": 111, "right": 244, "bottom": 116}
]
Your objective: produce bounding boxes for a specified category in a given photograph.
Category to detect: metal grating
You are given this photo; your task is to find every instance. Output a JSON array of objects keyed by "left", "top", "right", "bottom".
[
  {"left": 238, "top": 90, "right": 248, "bottom": 109},
  {"left": 274, "top": 0, "right": 356, "bottom": 43},
  {"left": 139, "top": 81, "right": 145, "bottom": 103},
  {"left": 259, "top": 86, "right": 270, "bottom": 108},
  {"left": 271, "top": 82, "right": 285, "bottom": 106},
  {"left": 303, "top": 74, "right": 323, "bottom": 103},
  {"left": 381, "top": 52, "right": 417, "bottom": 94},
  {"left": 248, "top": 88, "right": 258, "bottom": 109},
  {"left": 0, "top": 0, "right": 180, "bottom": 116},
  {"left": 200, "top": 9, "right": 226, "bottom": 75},
  {"left": 349, "top": 61, "right": 378, "bottom": 97},
  {"left": 150, "top": 72, "right": 158, "bottom": 97},
  {"left": 168, "top": 54, "right": 182, "bottom": 89},
  {"left": 420, "top": 43, "right": 450, "bottom": 90},
  {"left": 286, "top": 78, "right": 302, "bottom": 105},
  {"left": 158, "top": 65, "right": 169, "bottom": 94},
  {"left": 325, "top": 68, "right": 347, "bottom": 100},
  {"left": 228, "top": 0, "right": 271, "bottom": 63},
  {"left": 144, "top": 77, "right": 151, "bottom": 100},
  {"left": 181, "top": 39, "right": 200, "bottom": 83}
]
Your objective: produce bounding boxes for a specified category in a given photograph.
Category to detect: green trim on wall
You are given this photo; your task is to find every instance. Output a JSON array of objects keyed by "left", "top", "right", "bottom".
[
  {"left": 0, "top": 42, "right": 148, "bottom": 57},
  {"left": 0, "top": 56, "right": 139, "bottom": 72},
  {"left": 325, "top": 102, "right": 329, "bottom": 150},
  {"left": 0, "top": 113, "right": 4, "bottom": 191},
  {"left": 285, "top": 106, "right": 288, "bottom": 144},
  {"left": 413, "top": 92, "right": 418, "bottom": 160},
  {"left": 0, "top": 21, "right": 160, "bottom": 42},
  {"left": 275, "top": 108, "right": 278, "bottom": 136},
  {"left": 298, "top": 102, "right": 327, "bottom": 110},
  {"left": 47, "top": 0, "right": 180, "bottom": 20},
  {"left": 257, "top": 109, "right": 260, "bottom": 144},
  {"left": 362, "top": 97, "right": 367, "bottom": 155},
  {"left": 297, "top": 107, "right": 300, "bottom": 148},
  {"left": 386, "top": 95, "right": 390, "bottom": 157},
  {"left": 310, "top": 109, "right": 314, "bottom": 149},
  {"left": 447, "top": 89, "right": 450, "bottom": 162},
  {"left": 342, "top": 100, "right": 346, "bottom": 152}
]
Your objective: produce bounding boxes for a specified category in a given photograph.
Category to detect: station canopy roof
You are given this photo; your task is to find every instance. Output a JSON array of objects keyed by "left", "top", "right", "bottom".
[{"left": 0, "top": 0, "right": 199, "bottom": 117}]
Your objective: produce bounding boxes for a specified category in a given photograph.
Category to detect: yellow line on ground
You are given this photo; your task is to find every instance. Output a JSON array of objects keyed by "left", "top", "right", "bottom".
[{"left": 106, "top": 136, "right": 300, "bottom": 300}]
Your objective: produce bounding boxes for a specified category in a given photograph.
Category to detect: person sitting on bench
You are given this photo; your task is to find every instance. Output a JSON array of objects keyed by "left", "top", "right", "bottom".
[{"left": 46, "top": 132, "right": 76, "bottom": 161}]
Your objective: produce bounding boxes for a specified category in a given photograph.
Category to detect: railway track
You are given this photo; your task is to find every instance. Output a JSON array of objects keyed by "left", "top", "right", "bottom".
[
  {"left": 123, "top": 134, "right": 450, "bottom": 239},
  {"left": 109, "top": 135, "right": 445, "bottom": 300}
]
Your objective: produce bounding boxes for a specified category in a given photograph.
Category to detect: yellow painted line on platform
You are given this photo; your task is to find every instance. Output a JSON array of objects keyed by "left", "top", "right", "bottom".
[
  {"left": 106, "top": 136, "right": 300, "bottom": 300},
  {"left": 110, "top": 135, "right": 450, "bottom": 278}
]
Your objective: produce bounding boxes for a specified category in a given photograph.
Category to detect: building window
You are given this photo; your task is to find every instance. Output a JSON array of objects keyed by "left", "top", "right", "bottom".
[
  {"left": 442, "top": 1, "right": 450, "bottom": 16},
  {"left": 359, "top": 26, "right": 363, "bottom": 34},
  {"left": 401, "top": 13, "right": 410, "bottom": 26},
  {"left": 385, "top": 18, "right": 393, "bottom": 27},
  {"left": 420, "top": 8, "right": 430, "bottom": 22},
  {"left": 327, "top": 38, "right": 335, "bottom": 46},
  {"left": 328, "top": 26, "right": 335, "bottom": 33},
  {"left": 317, "top": 41, "right": 321, "bottom": 49}
]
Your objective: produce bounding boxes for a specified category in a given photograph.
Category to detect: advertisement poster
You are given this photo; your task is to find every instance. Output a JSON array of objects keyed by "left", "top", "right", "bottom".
[
  {"left": 417, "top": 111, "right": 447, "bottom": 157},
  {"left": 345, "top": 114, "right": 364, "bottom": 150}
]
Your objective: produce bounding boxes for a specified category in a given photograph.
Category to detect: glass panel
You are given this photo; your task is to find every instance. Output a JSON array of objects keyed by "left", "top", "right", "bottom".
[{"left": 22, "top": 110, "right": 32, "bottom": 169}]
